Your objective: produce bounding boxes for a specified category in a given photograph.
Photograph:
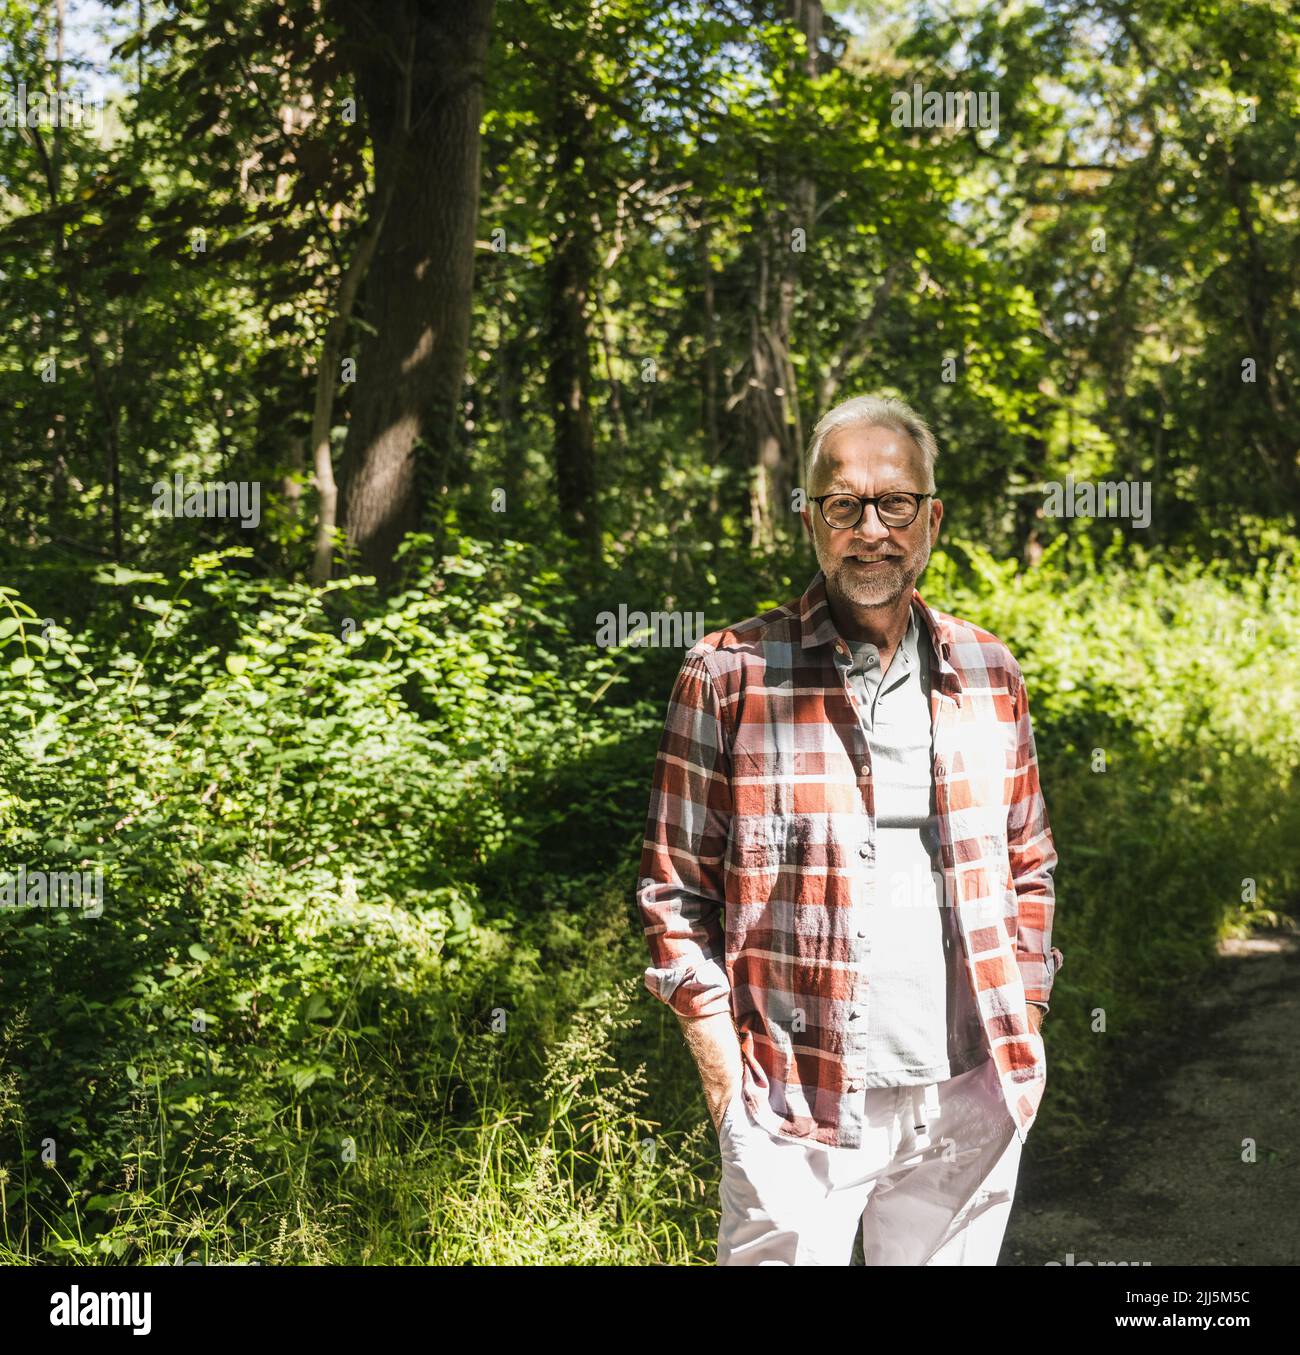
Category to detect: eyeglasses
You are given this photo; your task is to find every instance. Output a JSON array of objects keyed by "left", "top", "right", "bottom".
[{"left": 809, "top": 491, "right": 932, "bottom": 529}]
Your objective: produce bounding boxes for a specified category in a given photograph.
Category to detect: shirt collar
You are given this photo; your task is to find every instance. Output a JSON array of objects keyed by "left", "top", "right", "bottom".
[
  {"left": 798, "top": 568, "right": 945, "bottom": 655},
  {"left": 835, "top": 596, "right": 918, "bottom": 664},
  {"left": 797, "top": 567, "right": 960, "bottom": 694}
]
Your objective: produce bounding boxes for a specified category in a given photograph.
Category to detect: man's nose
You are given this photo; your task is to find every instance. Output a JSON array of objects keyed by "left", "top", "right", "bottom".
[{"left": 851, "top": 505, "right": 893, "bottom": 543}]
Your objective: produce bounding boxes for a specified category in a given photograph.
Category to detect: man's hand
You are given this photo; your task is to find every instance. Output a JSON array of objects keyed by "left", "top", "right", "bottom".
[{"left": 1026, "top": 1004, "right": 1045, "bottom": 1035}]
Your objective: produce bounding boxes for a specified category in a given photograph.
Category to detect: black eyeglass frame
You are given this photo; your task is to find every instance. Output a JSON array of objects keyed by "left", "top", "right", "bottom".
[{"left": 809, "top": 491, "right": 933, "bottom": 529}]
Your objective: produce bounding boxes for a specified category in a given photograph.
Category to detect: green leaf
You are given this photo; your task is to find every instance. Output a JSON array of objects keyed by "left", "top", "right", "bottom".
[{"left": 92, "top": 565, "right": 168, "bottom": 586}]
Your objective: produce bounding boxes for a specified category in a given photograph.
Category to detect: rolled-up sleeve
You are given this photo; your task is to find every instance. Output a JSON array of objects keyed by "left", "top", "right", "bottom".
[
  {"left": 636, "top": 649, "right": 734, "bottom": 1020},
  {"left": 1005, "top": 663, "right": 1062, "bottom": 1007}
]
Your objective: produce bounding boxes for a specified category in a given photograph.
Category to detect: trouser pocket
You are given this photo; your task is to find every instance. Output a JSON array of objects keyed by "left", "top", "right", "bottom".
[{"left": 718, "top": 1082, "right": 749, "bottom": 1152}]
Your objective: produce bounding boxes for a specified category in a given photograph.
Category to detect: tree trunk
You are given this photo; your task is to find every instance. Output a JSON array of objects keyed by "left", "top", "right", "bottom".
[
  {"left": 310, "top": 161, "right": 403, "bottom": 584},
  {"left": 700, "top": 217, "right": 721, "bottom": 515},
  {"left": 496, "top": 326, "right": 527, "bottom": 516},
  {"left": 744, "top": 0, "right": 821, "bottom": 547},
  {"left": 544, "top": 85, "right": 600, "bottom": 558},
  {"left": 334, "top": 0, "right": 494, "bottom": 585}
]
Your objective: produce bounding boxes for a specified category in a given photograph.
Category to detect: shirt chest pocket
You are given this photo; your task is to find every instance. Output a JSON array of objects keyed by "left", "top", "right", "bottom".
[
  {"left": 727, "top": 819, "right": 788, "bottom": 872},
  {"left": 946, "top": 721, "right": 1013, "bottom": 802}
]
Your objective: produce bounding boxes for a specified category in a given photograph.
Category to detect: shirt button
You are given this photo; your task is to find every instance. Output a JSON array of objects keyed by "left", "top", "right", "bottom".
[{"left": 858, "top": 845, "right": 871, "bottom": 858}]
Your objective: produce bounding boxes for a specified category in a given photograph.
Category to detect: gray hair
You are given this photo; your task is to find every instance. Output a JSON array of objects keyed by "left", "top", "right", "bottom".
[{"left": 805, "top": 394, "right": 939, "bottom": 494}]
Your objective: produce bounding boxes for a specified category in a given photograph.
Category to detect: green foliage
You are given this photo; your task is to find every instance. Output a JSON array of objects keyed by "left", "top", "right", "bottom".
[
  {"left": 1, "top": 529, "right": 1297, "bottom": 1261},
  {"left": 934, "top": 532, "right": 1300, "bottom": 1021},
  {"left": 0, "top": 532, "right": 635, "bottom": 1260}
]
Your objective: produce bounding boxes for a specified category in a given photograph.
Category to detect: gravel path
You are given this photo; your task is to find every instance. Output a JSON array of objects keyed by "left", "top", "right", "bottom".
[{"left": 1003, "top": 929, "right": 1300, "bottom": 1267}]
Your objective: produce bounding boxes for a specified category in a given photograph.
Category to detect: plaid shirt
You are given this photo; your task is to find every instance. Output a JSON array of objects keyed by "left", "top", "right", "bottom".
[{"left": 636, "top": 569, "right": 1063, "bottom": 1148}]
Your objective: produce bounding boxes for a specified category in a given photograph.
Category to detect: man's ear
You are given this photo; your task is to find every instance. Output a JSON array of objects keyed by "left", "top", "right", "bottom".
[{"left": 800, "top": 509, "right": 813, "bottom": 544}]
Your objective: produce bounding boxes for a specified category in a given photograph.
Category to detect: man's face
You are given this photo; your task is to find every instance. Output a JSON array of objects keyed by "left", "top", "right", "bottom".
[{"left": 801, "top": 423, "right": 943, "bottom": 612}]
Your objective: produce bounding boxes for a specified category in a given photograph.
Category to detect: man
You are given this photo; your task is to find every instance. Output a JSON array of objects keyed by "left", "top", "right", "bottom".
[{"left": 636, "top": 393, "right": 1063, "bottom": 1266}]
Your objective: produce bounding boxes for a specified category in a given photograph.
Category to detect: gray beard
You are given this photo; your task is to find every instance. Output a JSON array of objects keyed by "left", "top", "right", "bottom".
[{"left": 824, "top": 554, "right": 923, "bottom": 611}]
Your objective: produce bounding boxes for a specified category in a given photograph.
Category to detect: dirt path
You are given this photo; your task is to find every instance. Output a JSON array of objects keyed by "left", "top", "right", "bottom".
[{"left": 1002, "top": 928, "right": 1300, "bottom": 1266}]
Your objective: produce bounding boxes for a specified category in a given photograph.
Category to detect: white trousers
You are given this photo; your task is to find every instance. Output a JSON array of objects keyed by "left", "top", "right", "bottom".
[{"left": 716, "top": 1056, "right": 1023, "bottom": 1266}]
